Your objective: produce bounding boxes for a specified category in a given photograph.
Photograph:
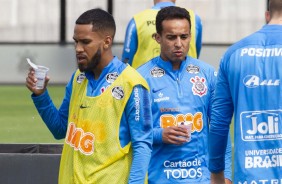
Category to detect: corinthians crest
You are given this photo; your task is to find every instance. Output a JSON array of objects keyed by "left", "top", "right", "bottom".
[{"left": 190, "top": 76, "right": 207, "bottom": 97}]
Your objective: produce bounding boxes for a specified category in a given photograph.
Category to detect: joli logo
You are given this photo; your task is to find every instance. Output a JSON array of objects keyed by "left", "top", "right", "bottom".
[
  {"left": 241, "top": 110, "right": 282, "bottom": 141},
  {"left": 247, "top": 114, "right": 279, "bottom": 135}
]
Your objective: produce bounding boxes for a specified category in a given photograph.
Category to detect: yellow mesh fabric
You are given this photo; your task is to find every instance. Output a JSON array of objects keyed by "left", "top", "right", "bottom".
[{"left": 59, "top": 66, "right": 149, "bottom": 184}]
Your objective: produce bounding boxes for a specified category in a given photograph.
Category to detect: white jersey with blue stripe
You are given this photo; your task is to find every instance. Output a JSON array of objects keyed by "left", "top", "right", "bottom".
[
  {"left": 209, "top": 25, "right": 282, "bottom": 183},
  {"left": 138, "top": 56, "right": 232, "bottom": 183}
]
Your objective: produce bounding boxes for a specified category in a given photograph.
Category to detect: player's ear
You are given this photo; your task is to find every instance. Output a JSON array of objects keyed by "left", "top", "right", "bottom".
[
  {"left": 103, "top": 36, "right": 112, "bottom": 49},
  {"left": 155, "top": 33, "right": 161, "bottom": 44},
  {"left": 265, "top": 11, "right": 271, "bottom": 23}
]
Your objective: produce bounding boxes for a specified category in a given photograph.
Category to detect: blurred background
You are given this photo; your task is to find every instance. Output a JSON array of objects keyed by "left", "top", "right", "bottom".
[
  {"left": 0, "top": 0, "right": 268, "bottom": 142},
  {"left": 0, "top": 1, "right": 267, "bottom": 182},
  {"left": 0, "top": 0, "right": 266, "bottom": 84}
]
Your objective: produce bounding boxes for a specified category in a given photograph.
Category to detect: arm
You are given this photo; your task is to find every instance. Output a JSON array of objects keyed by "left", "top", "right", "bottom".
[
  {"left": 224, "top": 133, "right": 233, "bottom": 183},
  {"left": 32, "top": 89, "right": 69, "bottom": 139},
  {"left": 122, "top": 18, "right": 138, "bottom": 65},
  {"left": 211, "top": 172, "right": 232, "bottom": 184},
  {"left": 162, "top": 126, "right": 189, "bottom": 145},
  {"left": 211, "top": 172, "right": 225, "bottom": 184},
  {"left": 208, "top": 60, "right": 234, "bottom": 175},
  {"left": 126, "top": 85, "right": 153, "bottom": 184},
  {"left": 26, "top": 68, "right": 74, "bottom": 139},
  {"left": 152, "top": 123, "right": 189, "bottom": 145},
  {"left": 208, "top": 66, "right": 232, "bottom": 182},
  {"left": 195, "top": 14, "right": 202, "bottom": 58}
]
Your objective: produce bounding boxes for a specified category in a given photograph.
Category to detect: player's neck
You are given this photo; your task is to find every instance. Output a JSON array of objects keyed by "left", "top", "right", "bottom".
[{"left": 268, "top": 19, "right": 282, "bottom": 25}]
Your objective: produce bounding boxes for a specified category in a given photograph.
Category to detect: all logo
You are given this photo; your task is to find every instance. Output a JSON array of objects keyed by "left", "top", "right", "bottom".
[
  {"left": 243, "top": 75, "right": 279, "bottom": 88},
  {"left": 150, "top": 67, "right": 165, "bottom": 77},
  {"left": 240, "top": 110, "right": 282, "bottom": 141},
  {"left": 190, "top": 76, "right": 207, "bottom": 97}
]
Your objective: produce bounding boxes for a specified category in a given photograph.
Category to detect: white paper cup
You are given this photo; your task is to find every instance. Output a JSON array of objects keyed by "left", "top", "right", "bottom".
[
  {"left": 34, "top": 65, "right": 49, "bottom": 89},
  {"left": 178, "top": 121, "right": 193, "bottom": 142}
]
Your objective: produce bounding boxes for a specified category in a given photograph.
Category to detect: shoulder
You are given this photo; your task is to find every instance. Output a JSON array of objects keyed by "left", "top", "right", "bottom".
[
  {"left": 125, "top": 18, "right": 136, "bottom": 29},
  {"left": 195, "top": 14, "right": 202, "bottom": 23},
  {"left": 222, "top": 31, "right": 261, "bottom": 61},
  {"left": 188, "top": 57, "right": 215, "bottom": 73},
  {"left": 137, "top": 57, "right": 159, "bottom": 78},
  {"left": 187, "top": 58, "right": 217, "bottom": 87},
  {"left": 187, "top": 57, "right": 217, "bottom": 83},
  {"left": 120, "top": 65, "right": 149, "bottom": 90},
  {"left": 111, "top": 57, "right": 127, "bottom": 72}
]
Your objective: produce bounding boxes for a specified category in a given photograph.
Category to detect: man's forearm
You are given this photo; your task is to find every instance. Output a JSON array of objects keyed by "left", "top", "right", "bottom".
[{"left": 211, "top": 171, "right": 225, "bottom": 184}]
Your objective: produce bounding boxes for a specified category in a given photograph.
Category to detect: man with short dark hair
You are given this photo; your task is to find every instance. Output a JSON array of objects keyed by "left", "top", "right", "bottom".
[
  {"left": 208, "top": 0, "right": 282, "bottom": 183},
  {"left": 26, "top": 8, "right": 152, "bottom": 184},
  {"left": 138, "top": 6, "right": 232, "bottom": 184}
]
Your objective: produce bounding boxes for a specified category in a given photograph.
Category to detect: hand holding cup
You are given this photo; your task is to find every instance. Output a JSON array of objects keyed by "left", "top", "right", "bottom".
[
  {"left": 26, "top": 58, "right": 50, "bottom": 95},
  {"left": 177, "top": 121, "right": 193, "bottom": 142}
]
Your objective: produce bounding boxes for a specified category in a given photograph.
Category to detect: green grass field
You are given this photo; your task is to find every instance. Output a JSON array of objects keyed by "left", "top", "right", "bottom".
[
  {"left": 0, "top": 84, "right": 234, "bottom": 147},
  {"left": 0, "top": 84, "right": 234, "bottom": 178},
  {"left": 0, "top": 84, "right": 65, "bottom": 143},
  {"left": 0, "top": 85, "right": 234, "bottom": 143}
]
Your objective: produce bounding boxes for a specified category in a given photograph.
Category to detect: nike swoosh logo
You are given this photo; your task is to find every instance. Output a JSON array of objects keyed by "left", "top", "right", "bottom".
[
  {"left": 152, "top": 87, "right": 166, "bottom": 93},
  {"left": 80, "top": 104, "right": 89, "bottom": 109}
]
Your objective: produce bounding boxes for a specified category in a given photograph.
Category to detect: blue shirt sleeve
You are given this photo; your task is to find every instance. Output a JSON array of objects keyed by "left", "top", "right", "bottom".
[
  {"left": 208, "top": 59, "right": 234, "bottom": 173},
  {"left": 126, "top": 85, "right": 153, "bottom": 184},
  {"left": 195, "top": 14, "right": 202, "bottom": 57},
  {"left": 152, "top": 127, "right": 163, "bottom": 144},
  {"left": 224, "top": 133, "right": 233, "bottom": 181},
  {"left": 122, "top": 18, "right": 138, "bottom": 66},
  {"left": 207, "top": 65, "right": 232, "bottom": 180},
  {"left": 31, "top": 73, "right": 74, "bottom": 139}
]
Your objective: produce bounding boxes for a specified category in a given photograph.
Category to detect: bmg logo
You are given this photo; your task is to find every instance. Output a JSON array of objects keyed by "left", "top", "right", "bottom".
[{"left": 240, "top": 110, "right": 282, "bottom": 141}]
